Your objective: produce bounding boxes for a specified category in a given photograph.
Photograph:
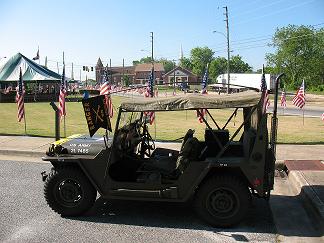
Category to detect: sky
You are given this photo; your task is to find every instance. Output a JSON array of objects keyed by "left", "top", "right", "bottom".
[{"left": 0, "top": 0, "right": 323, "bottom": 80}]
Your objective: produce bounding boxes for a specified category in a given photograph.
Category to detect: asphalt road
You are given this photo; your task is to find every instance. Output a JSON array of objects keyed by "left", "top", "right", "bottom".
[
  {"left": 0, "top": 160, "right": 276, "bottom": 243},
  {"left": 268, "top": 106, "right": 323, "bottom": 117}
]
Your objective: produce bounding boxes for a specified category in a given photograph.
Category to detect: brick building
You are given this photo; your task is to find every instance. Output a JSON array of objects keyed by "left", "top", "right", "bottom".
[
  {"left": 95, "top": 58, "right": 165, "bottom": 85},
  {"left": 134, "top": 63, "right": 165, "bottom": 84},
  {"left": 163, "top": 66, "right": 198, "bottom": 86}
]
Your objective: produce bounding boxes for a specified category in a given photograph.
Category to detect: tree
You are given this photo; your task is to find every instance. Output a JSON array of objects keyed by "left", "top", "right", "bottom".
[
  {"left": 123, "top": 75, "right": 130, "bottom": 86},
  {"left": 179, "top": 57, "right": 193, "bottom": 71},
  {"left": 209, "top": 57, "right": 227, "bottom": 81},
  {"left": 229, "top": 55, "right": 252, "bottom": 73},
  {"left": 190, "top": 47, "right": 214, "bottom": 76},
  {"left": 266, "top": 25, "right": 324, "bottom": 90},
  {"left": 158, "top": 58, "right": 174, "bottom": 73},
  {"left": 209, "top": 55, "right": 252, "bottom": 82},
  {"left": 132, "top": 56, "right": 153, "bottom": 66}
]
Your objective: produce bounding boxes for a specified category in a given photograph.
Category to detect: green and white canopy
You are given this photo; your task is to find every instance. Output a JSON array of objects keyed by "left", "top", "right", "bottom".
[{"left": 0, "top": 53, "right": 61, "bottom": 83}]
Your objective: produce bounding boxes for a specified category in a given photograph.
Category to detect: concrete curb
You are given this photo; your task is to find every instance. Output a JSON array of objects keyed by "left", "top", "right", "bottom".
[
  {"left": 0, "top": 149, "right": 44, "bottom": 158},
  {"left": 288, "top": 170, "right": 324, "bottom": 228}
]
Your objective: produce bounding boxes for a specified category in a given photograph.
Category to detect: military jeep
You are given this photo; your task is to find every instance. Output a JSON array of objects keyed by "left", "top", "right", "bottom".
[{"left": 41, "top": 75, "right": 282, "bottom": 227}]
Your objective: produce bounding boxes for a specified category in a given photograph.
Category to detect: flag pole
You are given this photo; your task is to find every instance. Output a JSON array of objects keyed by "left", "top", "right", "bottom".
[
  {"left": 23, "top": 67, "right": 27, "bottom": 135},
  {"left": 63, "top": 52, "right": 66, "bottom": 137},
  {"left": 302, "top": 107, "right": 304, "bottom": 125},
  {"left": 24, "top": 113, "right": 27, "bottom": 135}
]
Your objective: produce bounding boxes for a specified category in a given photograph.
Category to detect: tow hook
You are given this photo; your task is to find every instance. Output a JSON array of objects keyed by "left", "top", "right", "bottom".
[{"left": 41, "top": 171, "right": 48, "bottom": 182}]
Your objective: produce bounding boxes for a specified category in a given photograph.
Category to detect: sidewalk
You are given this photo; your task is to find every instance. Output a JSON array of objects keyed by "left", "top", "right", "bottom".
[{"left": 0, "top": 135, "right": 323, "bottom": 226}]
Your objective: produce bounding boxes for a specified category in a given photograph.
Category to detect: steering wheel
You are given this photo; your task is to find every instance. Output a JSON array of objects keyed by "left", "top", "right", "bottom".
[{"left": 138, "top": 120, "right": 155, "bottom": 158}]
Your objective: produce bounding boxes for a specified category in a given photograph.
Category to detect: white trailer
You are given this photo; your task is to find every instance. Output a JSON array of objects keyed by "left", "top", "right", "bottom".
[{"left": 216, "top": 73, "right": 276, "bottom": 91}]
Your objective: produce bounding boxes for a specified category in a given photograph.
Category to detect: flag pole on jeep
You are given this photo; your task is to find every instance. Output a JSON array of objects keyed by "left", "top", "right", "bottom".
[{"left": 270, "top": 73, "right": 284, "bottom": 161}]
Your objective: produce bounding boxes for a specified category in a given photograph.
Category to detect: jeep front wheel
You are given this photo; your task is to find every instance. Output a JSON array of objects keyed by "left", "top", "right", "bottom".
[
  {"left": 194, "top": 175, "right": 250, "bottom": 227},
  {"left": 44, "top": 167, "right": 96, "bottom": 216}
]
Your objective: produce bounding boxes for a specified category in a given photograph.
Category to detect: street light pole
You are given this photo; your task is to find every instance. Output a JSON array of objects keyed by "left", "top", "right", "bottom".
[
  {"left": 173, "top": 59, "right": 176, "bottom": 94},
  {"left": 224, "top": 6, "right": 230, "bottom": 94}
]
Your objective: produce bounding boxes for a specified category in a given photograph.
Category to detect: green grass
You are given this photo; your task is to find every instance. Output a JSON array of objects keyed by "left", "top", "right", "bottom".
[{"left": 0, "top": 96, "right": 323, "bottom": 144}]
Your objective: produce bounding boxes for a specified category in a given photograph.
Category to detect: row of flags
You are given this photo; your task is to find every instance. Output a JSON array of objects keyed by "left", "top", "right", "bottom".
[
  {"left": 279, "top": 80, "right": 305, "bottom": 109},
  {"left": 13, "top": 57, "right": 323, "bottom": 129}
]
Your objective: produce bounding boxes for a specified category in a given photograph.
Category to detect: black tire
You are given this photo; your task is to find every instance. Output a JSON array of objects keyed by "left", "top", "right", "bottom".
[
  {"left": 194, "top": 175, "right": 250, "bottom": 227},
  {"left": 44, "top": 167, "right": 96, "bottom": 216}
]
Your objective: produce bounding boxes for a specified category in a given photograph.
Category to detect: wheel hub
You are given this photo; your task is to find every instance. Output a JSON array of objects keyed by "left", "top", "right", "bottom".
[
  {"left": 58, "top": 179, "right": 83, "bottom": 206},
  {"left": 207, "top": 188, "right": 239, "bottom": 218}
]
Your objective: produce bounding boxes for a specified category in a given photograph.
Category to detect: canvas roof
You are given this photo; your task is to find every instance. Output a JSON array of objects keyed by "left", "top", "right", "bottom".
[
  {"left": 120, "top": 90, "right": 261, "bottom": 112},
  {"left": 0, "top": 53, "right": 62, "bottom": 82}
]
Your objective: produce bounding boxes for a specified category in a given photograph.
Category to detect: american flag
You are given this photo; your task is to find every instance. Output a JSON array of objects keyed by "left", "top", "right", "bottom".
[
  {"left": 201, "top": 64, "right": 208, "bottom": 94},
  {"left": 292, "top": 80, "right": 305, "bottom": 108},
  {"left": 58, "top": 64, "right": 67, "bottom": 118},
  {"left": 197, "top": 109, "right": 207, "bottom": 123},
  {"left": 148, "top": 67, "right": 154, "bottom": 97},
  {"left": 280, "top": 90, "right": 286, "bottom": 108},
  {"left": 197, "top": 65, "right": 208, "bottom": 123},
  {"left": 100, "top": 81, "right": 113, "bottom": 118},
  {"left": 321, "top": 113, "right": 324, "bottom": 121},
  {"left": 16, "top": 68, "right": 25, "bottom": 122},
  {"left": 260, "top": 72, "right": 270, "bottom": 113},
  {"left": 144, "top": 68, "right": 155, "bottom": 125}
]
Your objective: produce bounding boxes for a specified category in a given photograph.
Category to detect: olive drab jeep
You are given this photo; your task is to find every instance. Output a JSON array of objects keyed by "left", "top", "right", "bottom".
[{"left": 41, "top": 74, "right": 284, "bottom": 227}]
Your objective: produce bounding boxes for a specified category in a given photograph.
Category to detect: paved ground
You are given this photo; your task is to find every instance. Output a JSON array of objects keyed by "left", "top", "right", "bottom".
[
  {"left": 0, "top": 160, "right": 276, "bottom": 243},
  {"left": 270, "top": 174, "right": 324, "bottom": 243},
  {"left": 0, "top": 135, "right": 323, "bottom": 242}
]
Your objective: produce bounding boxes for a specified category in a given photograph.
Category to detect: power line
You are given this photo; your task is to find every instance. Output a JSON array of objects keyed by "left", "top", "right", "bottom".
[
  {"left": 233, "top": 0, "right": 316, "bottom": 27},
  {"left": 231, "top": 0, "right": 286, "bottom": 19}
]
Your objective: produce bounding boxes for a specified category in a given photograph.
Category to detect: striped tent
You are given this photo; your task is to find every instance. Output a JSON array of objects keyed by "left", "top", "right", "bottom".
[{"left": 0, "top": 53, "right": 61, "bottom": 83}]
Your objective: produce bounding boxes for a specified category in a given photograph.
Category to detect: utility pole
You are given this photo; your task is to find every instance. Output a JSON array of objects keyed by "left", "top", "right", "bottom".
[
  {"left": 224, "top": 6, "right": 230, "bottom": 94},
  {"left": 122, "top": 58, "right": 125, "bottom": 86},
  {"left": 109, "top": 59, "right": 112, "bottom": 85},
  {"left": 71, "top": 62, "right": 74, "bottom": 80},
  {"left": 172, "top": 59, "right": 176, "bottom": 94},
  {"left": 150, "top": 31, "right": 154, "bottom": 93}
]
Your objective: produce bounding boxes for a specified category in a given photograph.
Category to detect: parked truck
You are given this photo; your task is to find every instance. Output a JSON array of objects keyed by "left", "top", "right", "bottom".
[{"left": 216, "top": 73, "right": 277, "bottom": 92}]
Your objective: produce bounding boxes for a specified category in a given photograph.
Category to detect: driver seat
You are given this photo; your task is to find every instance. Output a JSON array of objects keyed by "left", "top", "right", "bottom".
[{"left": 140, "top": 129, "right": 200, "bottom": 179}]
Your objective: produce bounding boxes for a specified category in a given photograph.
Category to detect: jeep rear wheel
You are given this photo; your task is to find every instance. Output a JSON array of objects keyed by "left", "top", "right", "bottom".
[
  {"left": 194, "top": 175, "right": 250, "bottom": 227},
  {"left": 44, "top": 167, "right": 96, "bottom": 216}
]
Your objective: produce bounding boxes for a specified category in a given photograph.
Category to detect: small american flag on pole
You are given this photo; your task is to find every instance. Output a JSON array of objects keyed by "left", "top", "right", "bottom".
[
  {"left": 144, "top": 68, "right": 155, "bottom": 125},
  {"left": 16, "top": 67, "right": 25, "bottom": 122},
  {"left": 260, "top": 69, "right": 270, "bottom": 114},
  {"left": 100, "top": 81, "right": 113, "bottom": 118},
  {"left": 292, "top": 80, "right": 305, "bottom": 108},
  {"left": 197, "top": 65, "right": 208, "bottom": 123},
  {"left": 280, "top": 90, "right": 286, "bottom": 108},
  {"left": 201, "top": 64, "right": 208, "bottom": 94},
  {"left": 321, "top": 113, "right": 324, "bottom": 121},
  {"left": 58, "top": 64, "right": 67, "bottom": 118}
]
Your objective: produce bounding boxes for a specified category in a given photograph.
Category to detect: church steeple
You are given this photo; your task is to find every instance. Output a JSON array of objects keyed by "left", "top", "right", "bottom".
[
  {"left": 96, "top": 57, "right": 103, "bottom": 68},
  {"left": 179, "top": 44, "right": 183, "bottom": 64},
  {"left": 95, "top": 57, "right": 104, "bottom": 83}
]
